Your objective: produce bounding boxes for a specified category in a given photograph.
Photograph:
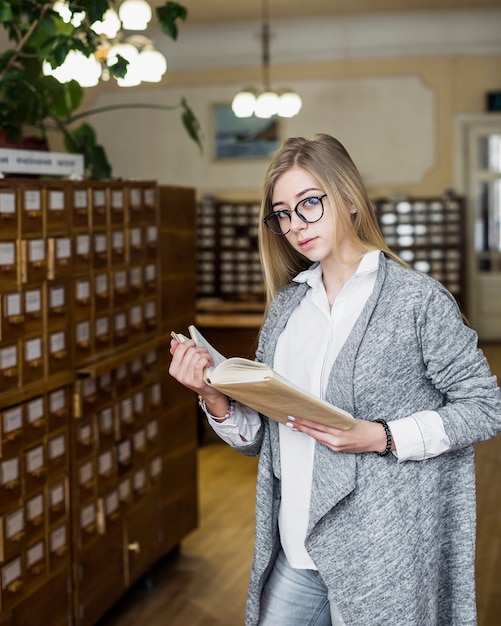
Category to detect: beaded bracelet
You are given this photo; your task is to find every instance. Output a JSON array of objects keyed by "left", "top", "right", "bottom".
[
  {"left": 198, "top": 395, "right": 236, "bottom": 423},
  {"left": 375, "top": 419, "right": 392, "bottom": 456}
]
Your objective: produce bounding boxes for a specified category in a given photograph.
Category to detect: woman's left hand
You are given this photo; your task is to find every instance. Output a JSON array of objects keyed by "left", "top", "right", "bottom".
[{"left": 288, "top": 417, "right": 394, "bottom": 454}]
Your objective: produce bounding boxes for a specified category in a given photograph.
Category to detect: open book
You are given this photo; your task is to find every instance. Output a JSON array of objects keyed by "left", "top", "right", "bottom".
[{"left": 171, "top": 325, "right": 354, "bottom": 430}]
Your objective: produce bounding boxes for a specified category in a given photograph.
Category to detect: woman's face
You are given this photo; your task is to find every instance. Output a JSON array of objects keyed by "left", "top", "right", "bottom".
[{"left": 271, "top": 166, "right": 350, "bottom": 266}]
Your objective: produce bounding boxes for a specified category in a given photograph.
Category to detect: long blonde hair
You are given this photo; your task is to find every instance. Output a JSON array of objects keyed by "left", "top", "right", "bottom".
[{"left": 258, "top": 134, "right": 404, "bottom": 307}]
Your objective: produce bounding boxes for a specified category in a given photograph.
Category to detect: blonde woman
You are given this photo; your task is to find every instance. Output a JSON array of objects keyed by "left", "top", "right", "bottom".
[{"left": 170, "top": 134, "right": 501, "bottom": 626}]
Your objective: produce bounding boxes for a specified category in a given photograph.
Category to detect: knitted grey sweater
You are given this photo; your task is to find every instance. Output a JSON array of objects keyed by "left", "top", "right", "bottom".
[{"left": 236, "top": 254, "right": 501, "bottom": 626}]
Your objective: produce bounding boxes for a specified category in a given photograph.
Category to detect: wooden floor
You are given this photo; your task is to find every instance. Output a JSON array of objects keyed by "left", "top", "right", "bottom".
[{"left": 98, "top": 345, "right": 501, "bottom": 626}]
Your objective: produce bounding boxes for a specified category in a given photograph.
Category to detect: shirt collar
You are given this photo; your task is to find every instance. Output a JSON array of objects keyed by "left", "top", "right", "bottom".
[{"left": 293, "top": 249, "right": 381, "bottom": 287}]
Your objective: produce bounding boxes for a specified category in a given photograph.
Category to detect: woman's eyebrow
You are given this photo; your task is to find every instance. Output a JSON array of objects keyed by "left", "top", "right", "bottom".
[{"left": 271, "top": 188, "right": 323, "bottom": 209}]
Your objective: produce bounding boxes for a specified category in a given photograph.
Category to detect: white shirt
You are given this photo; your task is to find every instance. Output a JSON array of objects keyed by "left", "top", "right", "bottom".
[{"left": 206, "top": 251, "right": 450, "bottom": 568}]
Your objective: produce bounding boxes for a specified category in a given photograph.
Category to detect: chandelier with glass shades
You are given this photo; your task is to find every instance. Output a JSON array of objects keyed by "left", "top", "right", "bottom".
[
  {"left": 43, "top": 0, "right": 167, "bottom": 88},
  {"left": 231, "top": 0, "right": 302, "bottom": 119}
]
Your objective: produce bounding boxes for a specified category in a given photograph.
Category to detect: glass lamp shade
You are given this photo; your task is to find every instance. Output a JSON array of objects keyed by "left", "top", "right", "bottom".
[
  {"left": 116, "top": 56, "right": 142, "bottom": 87},
  {"left": 91, "top": 8, "right": 121, "bottom": 38},
  {"left": 231, "top": 91, "right": 257, "bottom": 118},
  {"left": 277, "top": 91, "right": 302, "bottom": 118},
  {"left": 107, "top": 42, "right": 139, "bottom": 66},
  {"left": 119, "top": 0, "right": 152, "bottom": 30},
  {"left": 254, "top": 91, "right": 280, "bottom": 118},
  {"left": 43, "top": 51, "right": 102, "bottom": 87},
  {"left": 137, "top": 49, "right": 167, "bottom": 82}
]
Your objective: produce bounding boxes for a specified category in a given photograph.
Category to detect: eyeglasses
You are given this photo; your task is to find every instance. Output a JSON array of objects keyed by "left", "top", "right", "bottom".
[{"left": 263, "top": 194, "right": 327, "bottom": 236}]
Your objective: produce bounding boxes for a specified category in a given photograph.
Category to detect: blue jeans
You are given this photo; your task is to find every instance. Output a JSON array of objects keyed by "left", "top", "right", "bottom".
[{"left": 258, "top": 550, "right": 346, "bottom": 626}]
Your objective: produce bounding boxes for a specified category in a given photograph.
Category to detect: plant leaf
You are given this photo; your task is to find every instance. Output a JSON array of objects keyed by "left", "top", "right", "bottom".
[
  {"left": 157, "top": 1, "right": 188, "bottom": 41},
  {"left": 181, "top": 98, "right": 203, "bottom": 153}
]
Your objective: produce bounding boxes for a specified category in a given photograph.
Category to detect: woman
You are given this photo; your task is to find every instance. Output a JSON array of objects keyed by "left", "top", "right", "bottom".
[{"left": 169, "top": 134, "right": 501, "bottom": 626}]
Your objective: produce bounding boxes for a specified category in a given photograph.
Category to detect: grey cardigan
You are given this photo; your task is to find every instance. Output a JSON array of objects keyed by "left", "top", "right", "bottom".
[{"left": 236, "top": 254, "right": 501, "bottom": 626}]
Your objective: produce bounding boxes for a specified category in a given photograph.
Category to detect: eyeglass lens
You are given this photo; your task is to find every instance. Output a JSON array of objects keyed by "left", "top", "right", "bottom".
[{"left": 264, "top": 195, "right": 326, "bottom": 235}]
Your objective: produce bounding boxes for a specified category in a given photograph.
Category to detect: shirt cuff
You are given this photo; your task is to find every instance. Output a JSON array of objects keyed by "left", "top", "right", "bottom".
[
  {"left": 202, "top": 401, "right": 261, "bottom": 447},
  {"left": 388, "top": 410, "right": 451, "bottom": 462}
]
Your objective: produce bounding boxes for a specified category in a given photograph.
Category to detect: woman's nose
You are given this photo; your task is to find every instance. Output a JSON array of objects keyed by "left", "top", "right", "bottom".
[{"left": 289, "top": 211, "right": 306, "bottom": 232}]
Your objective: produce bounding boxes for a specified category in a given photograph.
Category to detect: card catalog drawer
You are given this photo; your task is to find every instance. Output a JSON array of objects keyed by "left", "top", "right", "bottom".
[
  {"left": 132, "top": 428, "right": 147, "bottom": 457},
  {"left": 0, "top": 452, "right": 21, "bottom": 510},
  {"left": 143, "top": 298, "right": 158, "bottom": 333},
  {"left": 48, "top": 522, "right": 69, "bottom": 570},
  {"left": 96, "top": 371, "right": 112, "bottom": 408},
  {"left": 127, "top": 186, "right": 144, "bottom": 224},
  {"left": 0, "top": 240, "right": 20, "bottom": 287},
  {"left": 129, "top": 265, "right": 143, "bottom": 301},
  {"left": 71, "top": 186, "right": 90, "bottom": 230},
  {"left": 128, "top": 226, "right": 144, "bottom": 264},
  {"left": 132, "top": 390, "right": 145, "bottom": 421},
  {"left": 128, "top": 357, "right": 143, "bottom": 387},
  {"left": 46, "top": 281, "right": 69, "bottom": 327},
  {"left": 74, "top": 319, "right": 92, "bottom": 363},
  {"left": 25, "top": 491, "right": 45, "bottom": 540},
  {"left": 93, "top": 271, "right": 110, "bottom": 313},
  {"left": 128, "top": 304, "right": 144, "bottom": 339},
  {"left": 46, "top": 478, "right": 68, "bottom": 527},
  {"left": 93, "top": 230, "right": 108, "bottom": 269},
  {"left": 47, "top": 237, "right": 72, "bottom": 280},
  {"left": 24, "top": 538, "right": 47, "bottom": 590},
  {"left": 144, "top": 262, "right": 158, "bottom": 294},
  {"left": 118, "top": 396, "right": 134, "bottom": 437},
  {"left": 0, "top": 404, "right": 24, "bottom": 457},
  {"left": 109, "top": 185, "right": 125, "bottom": 226},
  {"left": 73, "top": 277, "right": 91, "bottom": 321},
  {"left": 116, "top": 438, "right": 133, "bottom": 474},
  {"left": 144, "top": 349, "right": 159, "bottom": 378},
  {"left": 75, "top": 417, "right": 95, "bottom": 460},
  {"left": 94, "top": 313, "right": 111, "bottom": 352},
  {"left": 111, "top": 268, "right": 129, "bottom": 308},
  {"left": 132, "top": 465, "right": 148, "bottom": 500},
  {"left": 96, "top": 447, "right": 116, "bottom": 493},
  {"left": 24, "top": 396, "right": 46, "bottom": 444},
  {"left": 21, "top": 238, "right": 46, "bottom": 284},
  {"left": 118, "top": 474, "right": 133, "bottom": 511},
  {"left": 0, "top": 188, "right": 18, "bottom": 236},
  {"left": 47, "top": 431, "right": 68, "bottom": 475},
  {"left": 114, "top": 363, "right": 129, "bottom": 397},
  {"left": 73, "top": 233, "right": 92, "bottom": 273},
  {"left": 148, "top": 381, "right": 162, "bottom": 415},
  {"left": 45, "top": 184, "right": 69, "bottom": 234},
  {"left": 22, "top": 335, "right": 44, "bottom": 385},
  {"left": 76, "top": 457, "right": 96, "bottom": 502},
  {"left": 47, "top": 387, "right": 69, "bottom": 433},
  {"left": 20, "top": 187, "right": 43, "bottom": 234},
  {"left": 0, "top": 555, "right": 24, "bottom": 611},
  {"left": 112, "top": 310, "right": 128, "bottom": 347},
  {"left": 145, "top": 419, "right": 159, "bottom": 447},
  {"left": 0, "top": 292, "right": 24, "bottom": 341},
  {"left": 110, "top": 229, "right": 126, "bottom": 266},
  {"left": 91, "top": 186, "right": 108, "bottom": 228},
  {"left": 0, "top": 505, "right": 25, "bottom": 562},
  {"left": 149, "top": 455, "right": 163, "bottom": 485},
  {"left": 22, "top": 286, "right": 43, "bottom": 335},
  {"left": 96, "top": 406, "right": 117, "bottom": 450},
  {"left": 145, "top": 225, "right": 158, "bottom": 258},
  {"left": 23, "top": 443, "right": 46, "bottom": 496},
  {"left": 0, "top": 343, "right": 20, "bottom": 393},
  {"left": 78, "top": 500, "right": 98, "bottom": 548},
  {"left": 98, "top": 488, "right": 121, "bottom": 533},
  {"left": 143, "top": 185, "right": 157, "bottom": 216},
  {"left": 47, "top": 328, "right": 70, "bottom": 375}
]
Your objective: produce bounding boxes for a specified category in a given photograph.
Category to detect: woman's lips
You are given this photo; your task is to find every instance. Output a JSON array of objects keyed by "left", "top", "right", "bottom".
[{"left": 298, "top": 237, "right": 317, "bottom": 250}]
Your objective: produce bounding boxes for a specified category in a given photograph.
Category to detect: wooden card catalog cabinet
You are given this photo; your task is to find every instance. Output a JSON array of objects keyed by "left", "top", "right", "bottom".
[
  {"left": 48, "top": 329, "right": 69, "bottom": 375},
  {"left": 23, "top": 287, "right": 43, "bottom": 335},
  {"left": 72, "top": 187, "right": 90, "bottom": 230},
  {"left": 132, "top": 466, "right": 148, "bottom": 499},
  {"left": 47, "top": 387, "right": 69, "bottom": 433},
  {"left": 74, "top": 233, "right": 91, "bottom": 274},
  {"left": 47, "top": 479, "right": 67, "bottom": 527},
  {"left": 148, "top": 382, "right": 162, "bottom": 414},
  {"left": 128, "top": 305, "right": 143, "bottom": 339},
  {"left": 97, "top": 406, "right": 115, "bottom": 450},
  {"left": 129, "top": 357, "right": 143, "bottom": 388},
  {"left": 45, "top": 185, "right": 69, "bottom": 233},
  {"left": 22, "top": 336, "right": 44, "bottom": 385},
  {"left": 110, "top": 186, "right": 125, "bottom": 226},
  {"left": 20, "top": 187, "right": 42, "bottom": 234},
  {"left": 25, "top": 538, "right": 47, "bottom": 589},
  {"left": 77, "top": 458, "right": 95, "bottom": 502},
  {"left": 75, "top": 418, "right": 95, "bottom": 461},
  {"left": 0, "top": 344, "right": 19, "bottom": 392},
  {"left": 118, "top": 475, "right": 133, "bottom": 510},
  {"left": 79, "top": 501, "right": 97, "bottom": 547},
  {"left": 0, "top": 454, "right": 21, "bottom": 508},
  {"left": 129, "top": 266, "right": 143, "bottom": 301},
  {"left": 132, "top": 390, "right": 145, "bottom": 421},
  {"left": 94, "top": 314, "right": 111, "bottom": 352},
  {"left": 24, "top": 443, "right": 46, "bottom": 496},
  {"left": 97, "top": 449, "right": 116, "bottom": 493},
  {"left": 144, "top": 262, "right": 157, "bottom": 294},
  {"left": 1, "top": 556, "right": 23, "bottom": 611},
  {"left": 24, "top": 396, "right": 45, "bottom": 445},
  {"left": 91, "top": 186, "right": 108, "bottom": 229},
  {"left": 99, "top": 488, "right": 120, "bottom": 532},
  {"left": 47, "top": 282, "right": 69, "bottom": 326},
  {"left": 0, "top": 188, "right": 18, "bottom": 236},
  {"left": 94, "top": 272, "right": 110, "bottom": 313},
  {"left": 96, "top": 371, "right": 112, "bottom": 407},
  {"left": 0, "top": 292, "right": 24, "bottom": 341},
  {"left": 132, "top": 429, "right": 147, "bottom": 458},
  {"left": 25, "top": 492, "right": 45, "bottom": 538},
  {"left": 74, "top": 377, "right": 97, "bottom": 417},
  {"left": 0, "top": 405, "right": 23, "bottom": 457},
  {"left": 74, "top": 320, "right": 92, "bottom": 363},
  {"left": 145, "top": 225, "right": 158, "bottom": 258},
  {"left": 143, "top": 298, "right": 158, "bottom": 332},
  {"left": 0, "top": 241, "right": 20, "bottom": 287},
  {"left": 114, "top": 364, "right": 129, "bottom": 397},
  {"left": 119, "top": 397, "right": 134, "bottom": 437},
  {"left": 47, "top": 237, "right": 72, "bottom": 280},
  {"left": 149, "top": 456, "right": 163, "bottom": 484},
  {"left": 116, "top": 438, "right": 132, "bottom": 473},
  {"left": 21, "top": 239, "right": 46, "bottom": 284},
  {"left": 143, "top": 185, "right": 157, "bottom": 219},
  {"left": 113, "top": 311, "right": 128, "bottom": 347},
  {"left": 146, "top": 419, "right": 159, "bottom": 447},
  {"left": 0, "top": 505, "right": 25, "bottom": 562}
]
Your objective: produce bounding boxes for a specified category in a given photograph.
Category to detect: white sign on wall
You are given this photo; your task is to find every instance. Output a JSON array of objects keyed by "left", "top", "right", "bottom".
[{"left": 0, "top": 148, "right": 84, "bottom": 177}]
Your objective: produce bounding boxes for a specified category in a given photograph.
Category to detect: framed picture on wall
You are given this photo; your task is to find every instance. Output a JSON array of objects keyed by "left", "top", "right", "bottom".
[{"left": 213, "top": 104, "right": 280, "bottom": 159}]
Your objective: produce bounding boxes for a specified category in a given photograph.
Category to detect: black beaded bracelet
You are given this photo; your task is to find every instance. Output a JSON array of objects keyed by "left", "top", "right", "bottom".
[{"left": 375, "top": 419, "right": 392, "bottom": 456}]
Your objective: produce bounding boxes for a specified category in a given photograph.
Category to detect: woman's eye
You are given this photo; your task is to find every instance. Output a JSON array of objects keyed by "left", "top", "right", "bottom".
[
  {"left": 275, "top": 210, "right": 290, "bottom": 220},
  {"left": 302, "top": 197, "right": 320, "bottom": 208}
]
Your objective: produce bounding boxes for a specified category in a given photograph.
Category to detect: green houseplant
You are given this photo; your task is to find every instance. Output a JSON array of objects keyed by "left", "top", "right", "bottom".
[{"left": 0, "top": 0, "right": 202, "bottom": 178}]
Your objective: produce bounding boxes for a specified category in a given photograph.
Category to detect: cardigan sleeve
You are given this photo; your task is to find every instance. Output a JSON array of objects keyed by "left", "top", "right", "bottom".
[{"left": 416, "top": 284, "right": 501, "bottom": 449}]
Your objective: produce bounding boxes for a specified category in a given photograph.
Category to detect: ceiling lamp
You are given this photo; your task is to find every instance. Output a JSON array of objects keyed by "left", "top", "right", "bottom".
[
  {"left": 231, "top": 0, "right": 302, "bottom": 119},
  {"left": 44, "top": 1, "right": 167, "bottom": 88}
]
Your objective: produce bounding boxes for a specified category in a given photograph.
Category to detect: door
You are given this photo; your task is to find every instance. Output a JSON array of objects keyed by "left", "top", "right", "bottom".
[{"left": 457, "top": 114, "right": 501, "bottom": 340}]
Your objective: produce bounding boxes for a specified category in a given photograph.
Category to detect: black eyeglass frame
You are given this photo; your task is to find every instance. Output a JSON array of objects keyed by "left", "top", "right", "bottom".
[{"left": 263, "top": 194, "right": 328, "bottom": 236}]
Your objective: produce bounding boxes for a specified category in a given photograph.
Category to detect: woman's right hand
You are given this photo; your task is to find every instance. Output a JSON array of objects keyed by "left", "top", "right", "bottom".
[{"left": 169, "top": 339, "right": 228, "bottom": 413}]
